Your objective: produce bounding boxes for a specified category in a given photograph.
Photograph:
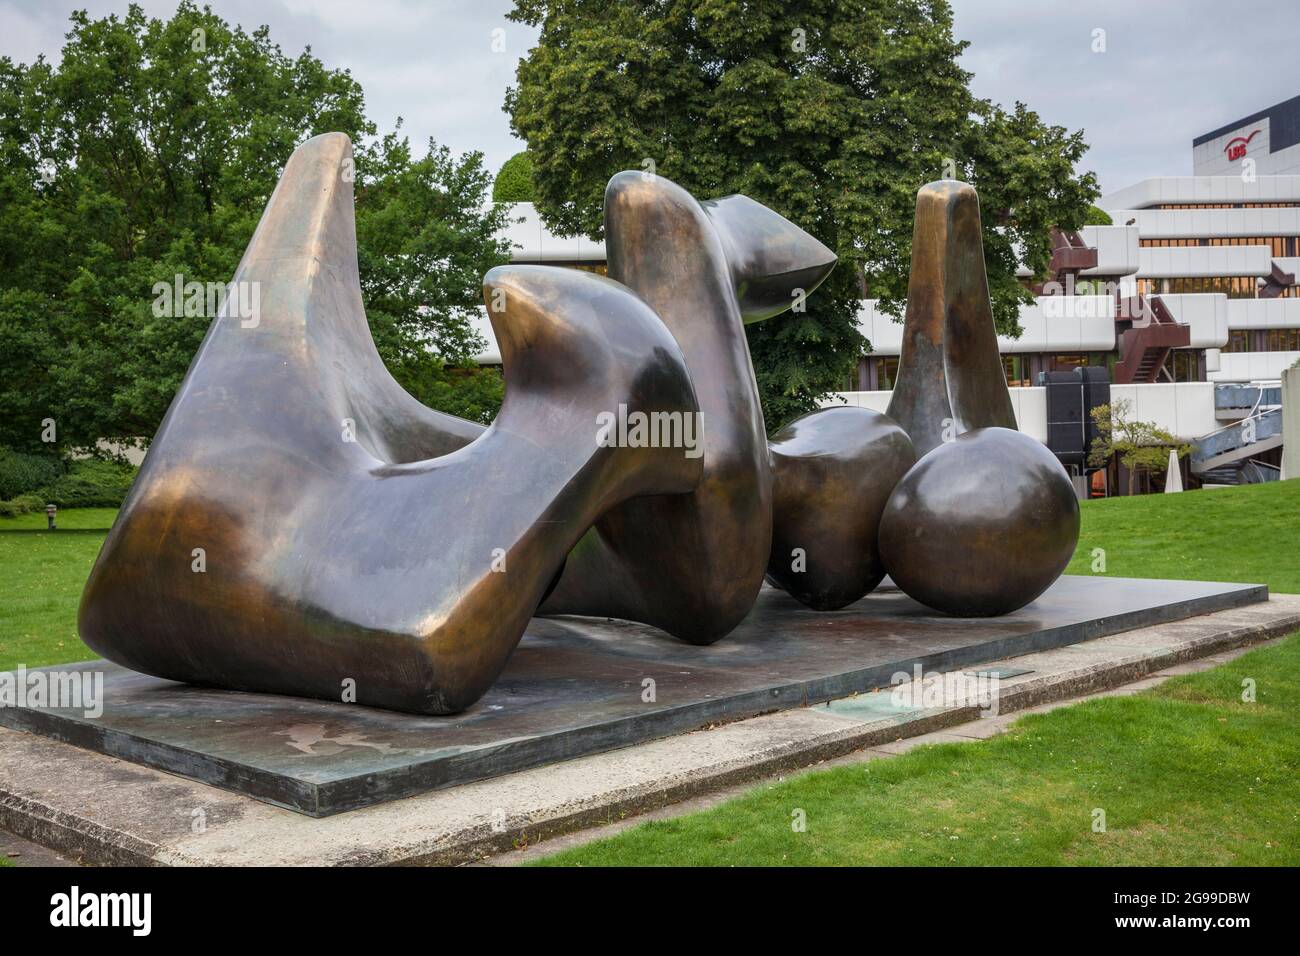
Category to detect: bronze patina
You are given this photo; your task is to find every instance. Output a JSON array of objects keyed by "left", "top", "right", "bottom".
[{"left": 79, "top": 139, "right": 1079, "bottom": 714}]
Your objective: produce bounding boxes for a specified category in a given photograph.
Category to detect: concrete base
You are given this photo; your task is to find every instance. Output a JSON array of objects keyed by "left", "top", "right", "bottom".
[
  {"left": 0, "top": 592, "right": 1296, "bottom": 866},
  {"left": 0, "top": 576, "right": 1264, "bottom": 816}
]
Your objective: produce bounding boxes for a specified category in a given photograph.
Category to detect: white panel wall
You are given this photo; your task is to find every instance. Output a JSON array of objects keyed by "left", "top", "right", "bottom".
[
  {"left": 1099, "top": 175, "right": 1300, "bottom": 211},
  {"left": 1209, "top": 351, "right": 1300, "bottom": 383},
  {"left": 1111, "top": 207, "right": 1300, "bottom": 239},
  {"left": 1109, "top": 383, "right": 1218, "bottom": 440},
  {"left": 1227, "top": 297, "right": 1300, "bottom": 329},
  {"left": 499, "top": 202, "right": 605, "bottom": 263},
  {"left": 1138, "top": 244, "right": 1273, "bottom": 278},
  {"left": 1079, "top": 225, "right": 1139, "bottom": 275},
  {"left": 1152, "top": 293, "right": 1228, "bottom": 348},
  {"left": 822, "top": 382, "right": 1217, "bottom": 444},
  {"left": 857, "top": 296, "right": 1114, "bottom": 358}
]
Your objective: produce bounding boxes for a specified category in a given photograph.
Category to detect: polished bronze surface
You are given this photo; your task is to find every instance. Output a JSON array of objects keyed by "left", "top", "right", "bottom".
[
  {"left": 872, "top": 180, "right": 1079, "bottom": 617},
  {"left": 78, "top": 134, "right": 701, "bottom": 714},
  {"left": 878, "top": 427, "right": 1080, "bottom": 616},
  {"left": 886, "top": 181, "right": 1018, "bottom": 458},
  {"left": 79, "top": 147, "right": 1079, "bottom": 715},
  {"left": 766, "top": 406, "right": 915, "bottom": 610},
  {"left": 537, "top": 172, "right": 838, "bottom": 642}
]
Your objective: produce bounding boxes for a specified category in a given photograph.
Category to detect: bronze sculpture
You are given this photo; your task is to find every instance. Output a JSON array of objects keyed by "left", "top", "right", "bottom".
[
  {"left": 78, "top": 134, "right": 705, "bottom": 714},
  {"left": 877, "top": 181, "right": 1079, "bottom": 616},
  {"left": 78, "top": 133, "right": 1079, "bottom": 715}
]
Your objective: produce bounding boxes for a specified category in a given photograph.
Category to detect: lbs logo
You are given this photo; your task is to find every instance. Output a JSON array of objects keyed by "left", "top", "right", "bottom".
[{"left": 1225, "top": 129, "right": 1262, "bottom": 161}]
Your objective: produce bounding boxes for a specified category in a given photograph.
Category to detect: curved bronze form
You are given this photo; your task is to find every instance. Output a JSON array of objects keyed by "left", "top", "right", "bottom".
[
  {"left": 766, "top": 406, "right": 915, "bottom": 610},
  {"left": 538, "top": 173, "right": 837, "bottom": 642},
  {"left": 78, "top": 148, "right": 1080, "bottom": 716},
  {"left": 78, "top": 134, "right": 701, "bottom": 714},
  {"left": 878, "top": 427, "right": 1080, "bottom": 617}
]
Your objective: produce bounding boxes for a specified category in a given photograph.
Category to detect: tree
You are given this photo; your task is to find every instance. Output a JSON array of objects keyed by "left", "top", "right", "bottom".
[
  {"left": 1085, "top": 205, "right": 1113, "bottom": 226},
  {"left": 1088, "top": 399, "right": 1191, "bottom": 475},
  {"left": 0, "top": 2, "right": 508, "bottom": 453},
  {"left": 505, "top": 0, "right": 1099, "bottom": 428},
  {"left": 493, "top": 151, "right": 536, "bottom": 202}
]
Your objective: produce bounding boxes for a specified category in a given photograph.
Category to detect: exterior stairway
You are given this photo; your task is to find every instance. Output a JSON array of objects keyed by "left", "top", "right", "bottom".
[
  {"left": 1113, "top": 295, "right": 1191, "bottom": 384},
  {"left": 1191, "top": 406, "right": 1284, "bottom": 476}
]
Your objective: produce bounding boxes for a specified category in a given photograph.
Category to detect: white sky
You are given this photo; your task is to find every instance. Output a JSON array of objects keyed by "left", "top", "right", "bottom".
[{"left": 3, "top": 0, "right": 1298, "bottom": 195}]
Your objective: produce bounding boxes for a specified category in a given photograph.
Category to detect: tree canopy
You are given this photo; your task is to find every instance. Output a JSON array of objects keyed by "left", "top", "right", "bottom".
[
  {"left": 0, "top": 2, "right": 509, "bottom": 454},
  {"left": 493, "top": 150, "right": 536, "bottom": 202},
  {"left": 506, "top": 0, "right": 1100, "bottom": 428}
]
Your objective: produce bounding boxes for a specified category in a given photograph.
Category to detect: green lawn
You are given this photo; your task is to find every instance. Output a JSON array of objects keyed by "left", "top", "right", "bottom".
[
  {"left": 533, "top": 480, "right": 1300, "bottom": 866},
  {"left": 0, "top": 508, "right": 115, "bottom": 670},
  {"left": 1067, "top": 479, "right": 1300, "bottom": 593}
]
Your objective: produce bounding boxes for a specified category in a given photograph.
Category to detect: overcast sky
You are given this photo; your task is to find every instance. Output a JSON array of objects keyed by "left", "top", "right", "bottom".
[{"left": 3, "top": 0, "right": 1298, "bottom": 197}]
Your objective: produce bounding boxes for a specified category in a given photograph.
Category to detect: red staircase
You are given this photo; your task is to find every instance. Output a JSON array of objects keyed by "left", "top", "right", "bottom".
[{"left": 1113, "top": 295, "right": 1190, "bottom": 384}]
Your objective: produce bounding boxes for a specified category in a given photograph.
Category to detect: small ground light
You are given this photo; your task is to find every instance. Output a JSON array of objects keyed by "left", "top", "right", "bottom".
[{"left": 46, "top": 503, "right": 57, "bottom": 530}]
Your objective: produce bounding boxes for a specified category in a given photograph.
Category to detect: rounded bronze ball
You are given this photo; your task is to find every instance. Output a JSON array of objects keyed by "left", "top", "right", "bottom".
[
  {"left": 878, "top": 427, "right": 1080, "bottom": 617},
  {"left": 767, "top": 406, "right": 916, "bottom": 610}
]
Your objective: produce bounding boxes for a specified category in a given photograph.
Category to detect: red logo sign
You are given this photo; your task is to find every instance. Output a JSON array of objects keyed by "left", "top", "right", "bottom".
[{"left": 1225, "top": 129, "right": 1262, "bottom": 161}]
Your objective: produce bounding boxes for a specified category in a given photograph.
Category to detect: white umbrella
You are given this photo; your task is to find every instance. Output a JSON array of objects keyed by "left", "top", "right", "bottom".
[{"left": 1164, "top": 449, "right": 1183, "bottom": 493}]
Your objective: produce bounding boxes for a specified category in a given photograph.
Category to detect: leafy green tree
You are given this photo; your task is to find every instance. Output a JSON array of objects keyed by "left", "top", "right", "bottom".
[
  {"left": 0, "top": 2, "right": 508, "bottom": 453},
  {"left": 1085, "top": 205, "right": 1113, "bottom": 226},
  {"left": 505, "top": 0, "right": 1099, "bottom": 428},
  {"left": 493, "top": 150, "right": 536, "bottom": 202},
  {"left": 1088, "top": 399, "right": 1191, "bottom": 475}
]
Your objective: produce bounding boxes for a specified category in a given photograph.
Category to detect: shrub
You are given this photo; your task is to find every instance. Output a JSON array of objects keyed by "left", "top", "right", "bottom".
[
  {"left": 1084, "top": 205, "right": 1113, "bottom": 226},
  {"left": 37, "top": 458, "right": 138, "bottom": 508},
  {"left": 0, "top": 447, "right": 64, "bottom": 499},
  {"left": 492, "top": 151, "right": 535, "bottom": 203},
  {"left": 0, "top": 493, "right": 46, "bottom": 518}
]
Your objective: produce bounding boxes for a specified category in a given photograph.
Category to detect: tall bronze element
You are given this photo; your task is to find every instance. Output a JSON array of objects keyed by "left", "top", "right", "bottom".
[{"left": 877, "top": 181, "right": 1080, "bottom": 616}]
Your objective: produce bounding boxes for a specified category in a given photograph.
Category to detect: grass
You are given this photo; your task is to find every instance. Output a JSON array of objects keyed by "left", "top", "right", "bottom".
[
  {"left": 536, "top": 635, "right": 1300, "bottom": 865},
  {"left": 0, "top": 483, "right": 1297, "bottom": 867},
  {"left": 1066, "top": 479, "right": 1300, "bottom": 593},
  {"left": 531, "top": 480, "right": 1300, "bottom": 866},
  {"left": 0, "top": 508, "right": 116, "bottom": 670}
]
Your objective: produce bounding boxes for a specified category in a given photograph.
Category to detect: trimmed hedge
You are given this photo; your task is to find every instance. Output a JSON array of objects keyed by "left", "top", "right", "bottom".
[
  {"left": 0, "top": 493, "right": 46, "bottom": 518},
  {"left": 0, "top": 448, "right": 63, "bottom": 500},
  {"left": 0, "top": 451, "right": 138, "bottom": 513},
  {"left": 37, "top": 458, "right": 138, "bottom": 508},
  {"left": 492, "top": 151, "right": 535, "bottom": 203}
]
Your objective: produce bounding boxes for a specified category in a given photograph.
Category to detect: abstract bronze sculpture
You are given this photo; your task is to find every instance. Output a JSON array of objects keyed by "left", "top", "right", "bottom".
[
  {"left": 877, "top": 181, "right": 1080, "bottom": 616},
  {"left": 78, "top": 134, "right": 1078, "bottom": 715}
]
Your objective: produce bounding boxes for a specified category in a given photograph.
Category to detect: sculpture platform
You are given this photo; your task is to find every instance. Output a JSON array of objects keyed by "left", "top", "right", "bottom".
[{"left": 0, "top": 575, "right": 1265, "bottom": 817}]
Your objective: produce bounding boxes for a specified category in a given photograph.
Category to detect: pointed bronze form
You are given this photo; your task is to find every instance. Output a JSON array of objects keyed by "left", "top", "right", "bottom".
[
  {"left": 878, "top": 180, "right": 1079, "bottom": 617},
  {"left": 538, "top": 173, "right": 837, "bottom": 643},
  {"left": 886, "top": 181, "right": 1017, "bottom": 457},
  {"left": 78, "top": 134, "right": 701, "bottom": 714}
]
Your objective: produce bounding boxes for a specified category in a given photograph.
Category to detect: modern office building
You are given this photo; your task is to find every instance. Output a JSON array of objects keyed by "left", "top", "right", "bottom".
[{"left": 481, "top": 97, "right": 1300, "bottom": 492}]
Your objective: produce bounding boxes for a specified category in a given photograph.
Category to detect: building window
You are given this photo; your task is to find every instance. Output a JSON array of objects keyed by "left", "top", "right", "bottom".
[
  {"left": 1265, "top": 328, "right": 1300, "bottom": 351},
  {"left": 1223, "top": 330, "right": 1252, "bottom": 353},
  {"left": 1141, "top": 237, "right": 1300, "bottom": 256},
  {"left": 878, "top": 357, "right": 900, "bottom": 390},
  {"left": 1162, "top": 350, "right": 1202, "bottom": 382},
  {"left": 1051, "top": 354, "right": 1089, "bottom": 371}
]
